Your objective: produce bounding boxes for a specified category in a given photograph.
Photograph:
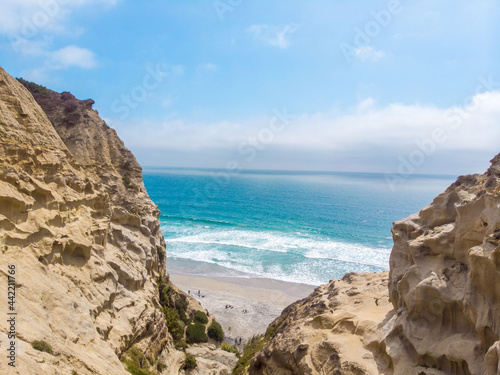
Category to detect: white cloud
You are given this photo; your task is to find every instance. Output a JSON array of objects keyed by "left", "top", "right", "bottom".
[
  {"left": 353, "top": 46, "right": 386, "bottom": 62},
  {"left": 356, "top": 98, "right": 375, "bottom": 113},
  {"left": 0, "top": 0, "right": 58, "bottom": 35},
  {"left": 18, "top": 44, "right": 99, "bottom": 84},
  {"left": 247, "top": 24, "right": 300, "bottom": 49},
  {"left": 0, "top": 0, "right": 119, "bottom": 35},
  {"left": 161, "top": 96, "right": 178, "bottom": 108},
  {"left": 1, "top": 0, "right": 118, "bottom": 79},
  {"left": 113, "top": 91, "right": 500, "bottom": 173},
  {"left": 8, "top": 37, "right": 51, "bottom": 56},
  {"left": 50, "top": 45, "right": 97, "bottom": 69},
  {"left": 197, "top": 63, "right": 217, "bottom": 72}
]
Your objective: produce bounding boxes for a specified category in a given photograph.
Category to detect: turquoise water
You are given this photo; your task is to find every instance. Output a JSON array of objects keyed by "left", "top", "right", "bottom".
[{"left": 143, "top": 169, "right": 455, "bottom": 286}]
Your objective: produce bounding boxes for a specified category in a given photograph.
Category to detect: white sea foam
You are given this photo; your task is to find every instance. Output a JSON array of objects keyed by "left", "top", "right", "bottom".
[
  {"left": 165, "top": 228, "right": 389, "bottom": 265},
  {"left": 163, "top": 226, "right": 390, "bottom": 285}
]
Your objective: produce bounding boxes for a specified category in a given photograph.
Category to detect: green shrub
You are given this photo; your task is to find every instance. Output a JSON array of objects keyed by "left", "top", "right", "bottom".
[
  {"left": 232, "top": 335, "right": 265, "bottom": 375},
  {"left": 178, "top": 308, "right": 189, "bottom": 324},
  {"left": 182, "top": 353, "right": 197, "bottom": 370},
  {"left": 125, "top": 347, "right": 145, "bottom": 365},
  {"left": 232, "top": 319, "right": 284, "bottom": 374},
  {"left": 16, "top": 78, "right": 51, "bottom": 96},
  {"left": 221, "top": 342, "right": 239, "bottom": 355},
  {"left": 72, "top": 371, "right": 78, "bottom": 375},
  {"left": 158, "top": 274, "right": 194, "bottom": 344},
  {"left": 164, "top": 307, "right": 185, "bottom": 341},
  {"left": 193, "top": 310, "right": 208, "bottom": 324},
  {"left": 32, "top": 340, "right": 52, "bottom": 354},
  {"left": 156, "top": 246, "right": 165, "bottom": 263},
  {"left": 207, "top": 320, "right": 224, "bottom": 341},
  {"left": 175, "top": 293, "right": 189, "bottom": 312},
  {"left": 174, "top": 339, "right": 188, "bottom": 351},
  {"left": 121, "top": 347, "right": 155, "bottom": 375},
  {"left": 123, "top": 363, "right": 154, "bottom": 375},
  {"left": 156, "top": 361, "right": 166, "bottom": 372},
  {"left": 158, "top": 278, "right": 171, "bottom": 307},
  {"left": 186, "top": 322, "right": 208, "bottom": 344}
]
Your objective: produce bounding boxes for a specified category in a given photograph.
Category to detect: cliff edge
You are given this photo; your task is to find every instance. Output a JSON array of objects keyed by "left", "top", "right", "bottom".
[
  {"left": 242, "top": 155, "right": 500, "bottom": 375},
  {"left": 0, "top": 67, "right": 181, "bottom": 374}
]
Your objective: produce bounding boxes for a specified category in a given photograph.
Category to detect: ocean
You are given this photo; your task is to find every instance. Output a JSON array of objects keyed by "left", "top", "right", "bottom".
[{"left": 143, "top": 168, "right": 456, "bottom": 286}]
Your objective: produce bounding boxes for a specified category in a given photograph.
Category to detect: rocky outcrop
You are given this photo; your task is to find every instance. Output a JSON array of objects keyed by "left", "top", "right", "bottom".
[
  {"left": 246, "top": 272, "right": 392, "bottom": 375},
  {"left": 245, "top": 155, "right": 500, "bottom": 375},
  {"left": 387, "top": 154, "right": 500, "bottom": 375},
  {"left": 17, "top": 78, "right": 145, "bottom": 202},
  {"left": 187, "top": 344, "right": 239, "bottom": 374},
  {"left": 0, "top": 67, "right": 183, "bottom": 374}
]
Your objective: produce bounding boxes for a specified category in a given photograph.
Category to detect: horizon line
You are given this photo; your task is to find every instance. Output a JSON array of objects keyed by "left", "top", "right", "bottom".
[{"left": 141, "top": 165, "right": 460, "bottom": 179}]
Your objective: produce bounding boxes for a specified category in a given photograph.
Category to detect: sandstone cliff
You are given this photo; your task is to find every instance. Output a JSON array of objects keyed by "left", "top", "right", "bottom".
[
  {"left": 241, "top": 272, "right": 393, "bottom": 375},
  {"left": 387, "top": 154, "right": 500, "bottom": 375},
  {"left": 242, "top": 156, "right": 500, "bottom": 375},
  {"left": 0, "top": 67, "right": 184, "bottom": 374}
]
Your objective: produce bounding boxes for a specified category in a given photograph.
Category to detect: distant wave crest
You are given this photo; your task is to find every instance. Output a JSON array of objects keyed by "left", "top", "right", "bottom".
[
  {"left": 161, "top": 215, "right": 237, "bottom": 227},
  {"left": 163, "top": 227, "right": 390, "bottom": 284}
]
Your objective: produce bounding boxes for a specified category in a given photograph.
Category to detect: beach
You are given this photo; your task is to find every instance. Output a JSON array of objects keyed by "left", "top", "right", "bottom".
[{"left": 168, "top": 270, "right": 315, "bottom": 346}]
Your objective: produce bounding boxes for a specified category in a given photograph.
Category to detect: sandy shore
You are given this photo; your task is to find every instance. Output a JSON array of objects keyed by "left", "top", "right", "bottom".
[{"left": 168, "top": 271, "right": 315, "bottom": 347}]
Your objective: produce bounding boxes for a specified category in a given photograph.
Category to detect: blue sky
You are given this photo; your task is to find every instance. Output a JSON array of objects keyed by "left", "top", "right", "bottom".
[{"left": 1, "top": 0, "right": 499, "bottom": 177}]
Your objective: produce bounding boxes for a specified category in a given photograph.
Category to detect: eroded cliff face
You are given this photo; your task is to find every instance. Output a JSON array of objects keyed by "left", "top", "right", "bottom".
[
  {"left": 245, "top": 155, "right": 500, "bottom": 375},
  {"left": 246, "top": 272, "right": 393, "bottom": 375},
  {"left": 0, "top": 67, "right": 183, "bottom": 374},
  {"left": 387, "top": 154, "right": 500, "bottom": 375}
]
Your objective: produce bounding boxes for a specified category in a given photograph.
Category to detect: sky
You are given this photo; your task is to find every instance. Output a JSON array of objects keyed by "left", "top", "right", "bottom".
[{"left": 0, "top": 0, "right": 499, "bottom": 178}]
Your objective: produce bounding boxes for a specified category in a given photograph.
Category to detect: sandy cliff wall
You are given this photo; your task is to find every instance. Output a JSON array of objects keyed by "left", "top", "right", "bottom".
[
  {"left": 387, "top": 154, "right": 500, "bottom": 375},
  {"left": 244, "top": 155, "right": 500, "bottom": 375},
  {"left": 0, "top": 67, "right": 183, "bottom": 374},
  {"left": 244, "top": 272, "right": 393, "bottom": 375}
]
